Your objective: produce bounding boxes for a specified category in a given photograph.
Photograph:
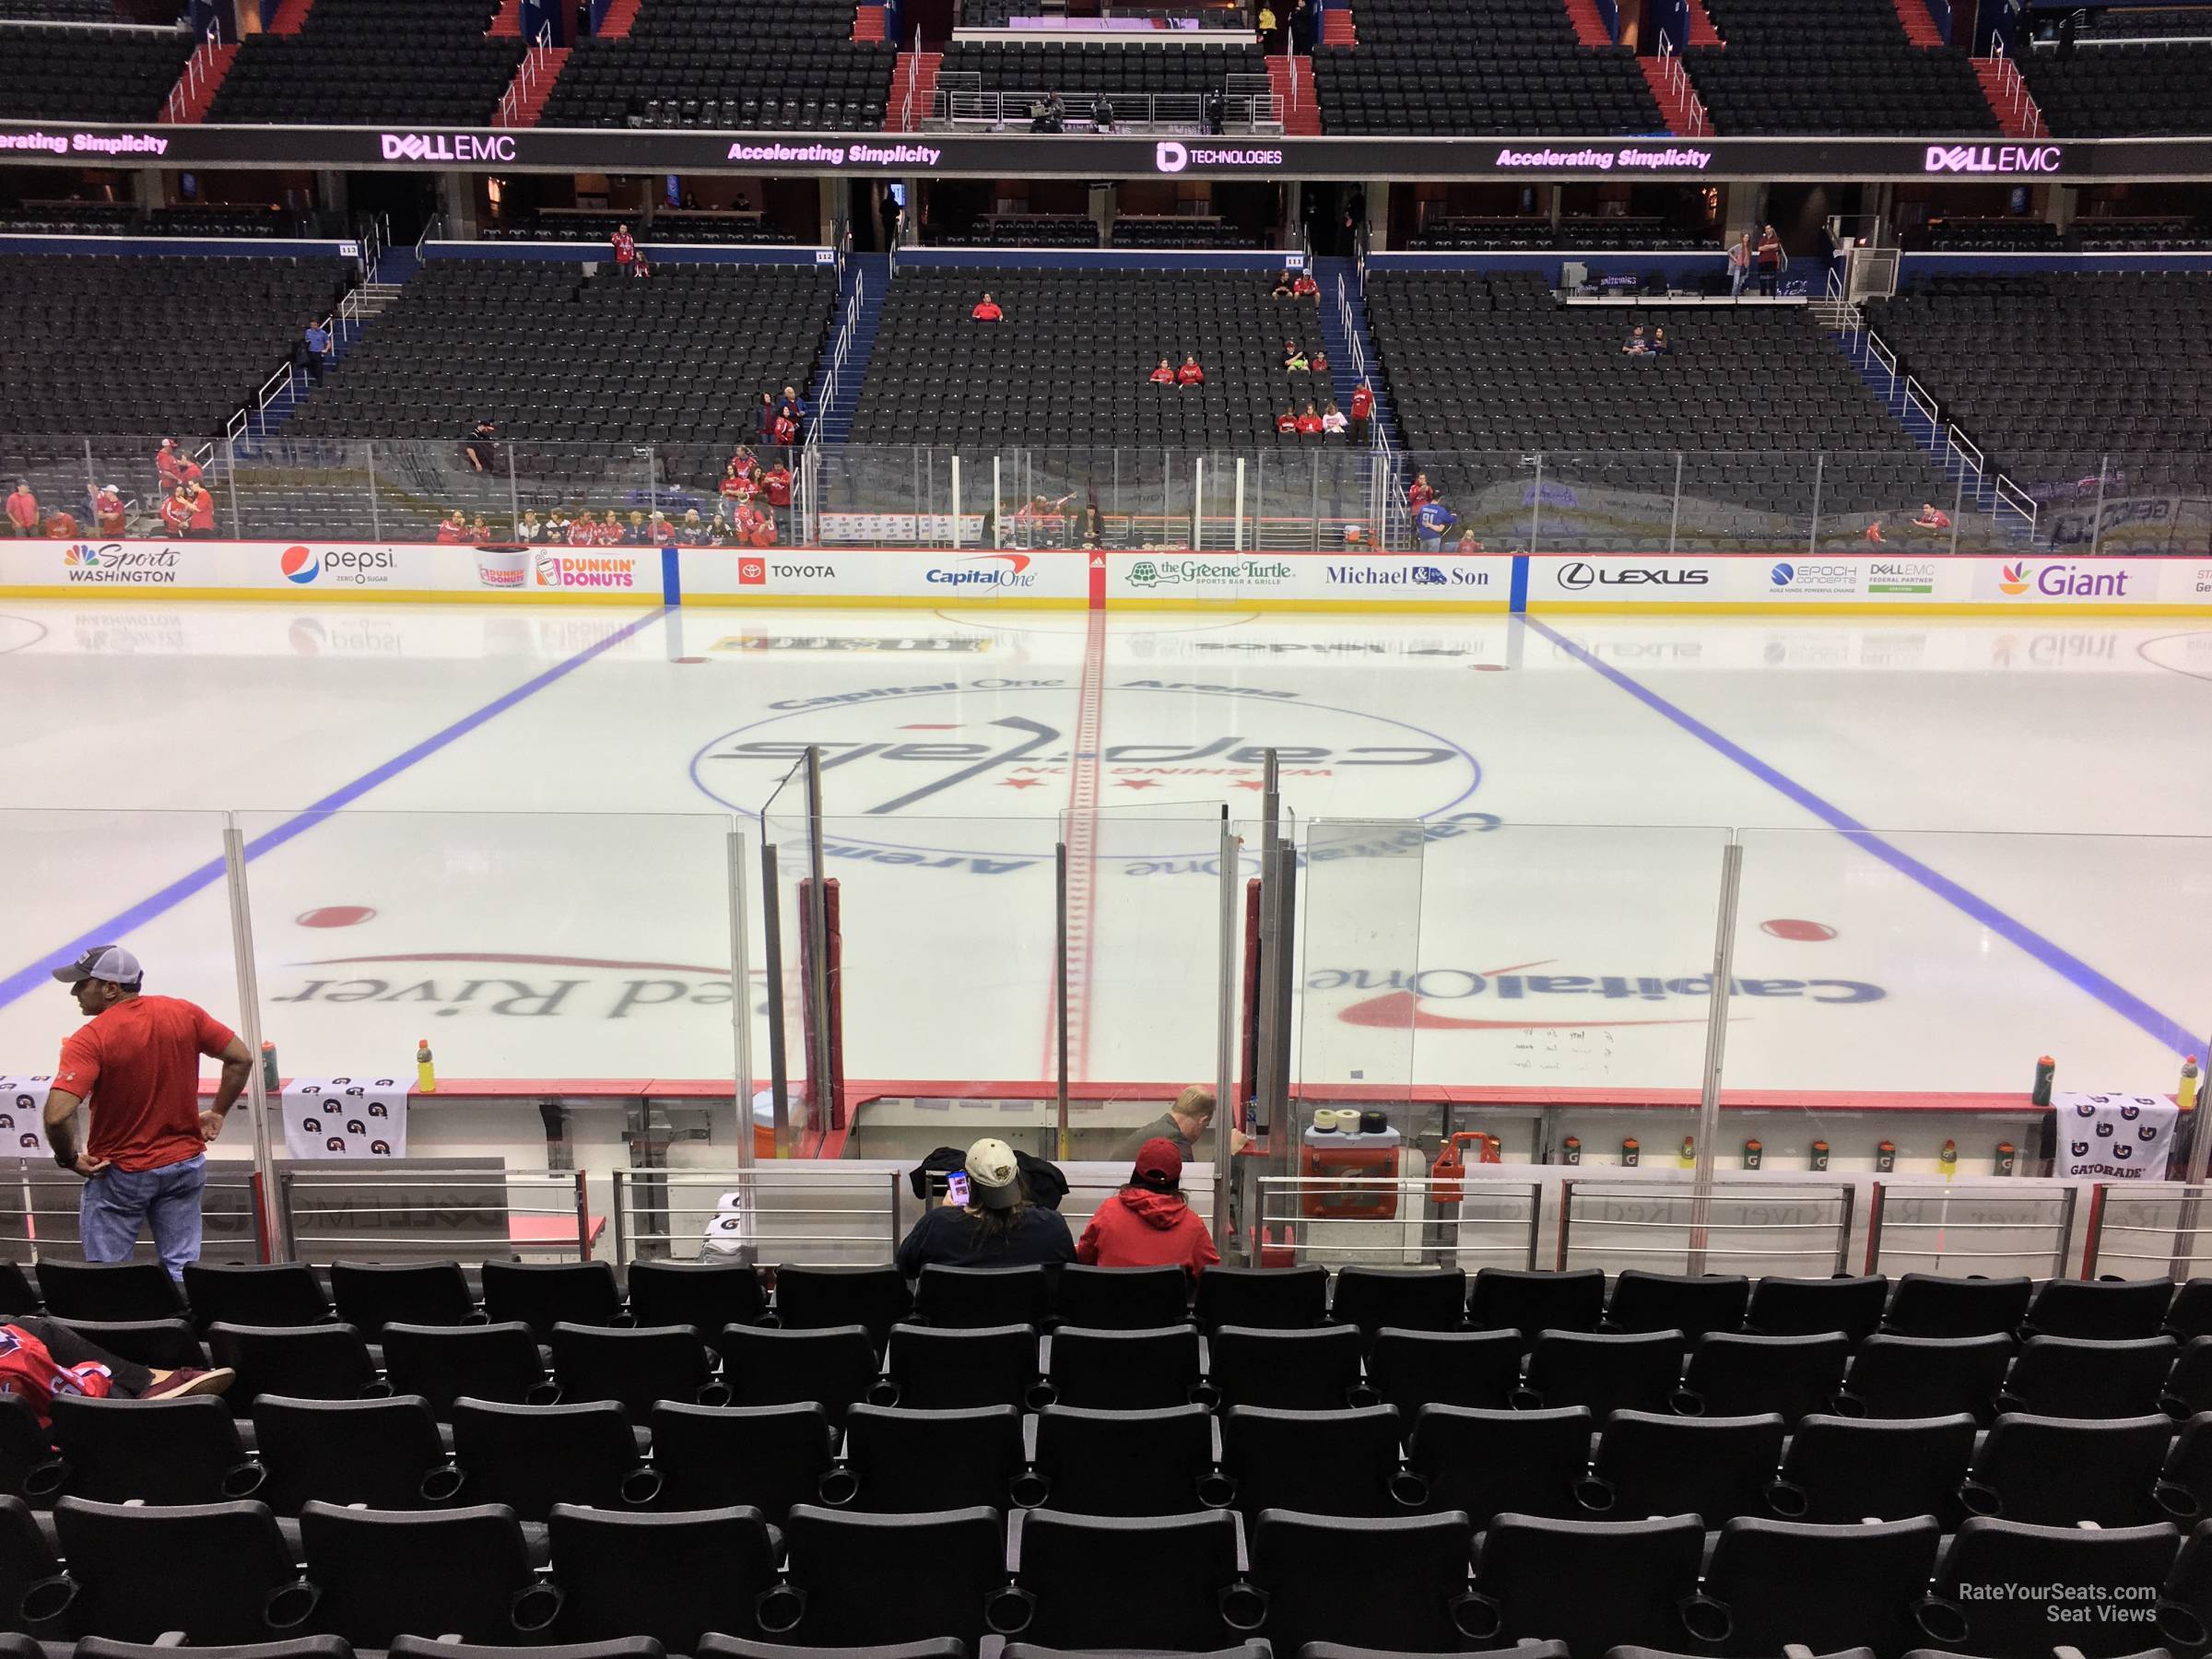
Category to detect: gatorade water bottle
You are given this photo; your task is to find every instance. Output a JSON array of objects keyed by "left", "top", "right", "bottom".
[
  {"left": 1939, "top": 1138, "right": 1959, "bottom": 1177},
  {"left": 1562, "top": 1135, "right": 1583, "bottom": 1166},
  {"left": 416, "top": 1039, "right": 437, "bottom": 1095},
  {"left": 1677, "top": 1135, "right": 1696, "bottom": 1169},
  {"left": 1743, "top": 1138, "right": 1763, "bottom": 1171},
  {"left": 1876, "top": 1139, "right": 1897, "bottom": 1173},
  {"left": 2032, "top": 1055, "right": 2055, "bottom": 1107},
  {"left": 2182, "top": 1056, "right": 2201, "bottom": 1116},
  {"left": 1620, "top": 1136, "right": 1640, "bottom": 1168},
  {"left": 260, "top": 1040, "right": 278, "bottom": 1093},
  {"left": 1994, "top": 1140, "right": 2018, "bottom": 1176},
  {"left": 1809, "top": 1140, "right": 1830, "bottom": 1171}
]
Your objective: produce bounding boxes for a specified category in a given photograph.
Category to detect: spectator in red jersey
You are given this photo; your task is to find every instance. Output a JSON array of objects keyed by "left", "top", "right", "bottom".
[
  {"left": 771, "top": 407, "right": 799, "bottom": 450},
  {"left": 93, "top": 486, "right": 125, "bottom": 536},
  {"left": 1149, "top": 357, "right": 1176, "bottom": 387},
  {"left": 1290, "top": 269, "right": 1320, "bottom": 300},
  {"left": 648, "top": 509, "right": 675, "bottom": 544},
  {"left": 1295, "top": 402, "right": 1324, "bottom": 437},
  {"left": 1912, "top": 501, "right": 1952, "bottom": 532},
  {"left": 44, "top": 944, "right": 254, "bottom": 1284},
  {"left": 1349, "top": 380, "right": 1374, "bottom": 443},
  {"left": 5, "top": 480, "right": 36, "bottom": 538},
  {"left": 1276, "top": 407, "right": 1298, "bottom": 435},
  {"left": 435, "top": 510, "right": 467, "bottom": 544},
  {"left": 471, "top": 515, "right": 494, "bottom": 542},
  {"left": 631, "top": 251, "right": 653, "bottom": 282},
  {"left": 758, "top": 391, "right": 778, "bottom": 443},
  {"left": 739, "top": 501, "right": 778, "bottom": 548},
  {"left": 762, "top": 460, "right": 793, "bottom": 538},
  {"left": 1178, "top": 354, "right": 1205, "bottom": 386},
  {"left": 43, "top": 508, "right": 80, "bottom": 538},
  {"left": 597, "top": 512, "right": 627, "bottom": 546},
  {"left": 971, "top": 292, "right": 1004, "bottom": 322},
  {"left": 158, "top": 487, "right": 193, "bottom": 539},
  {"left": 1076, "top": 1138, "right": 1219, "bottom": 1277},
  {"left": 1865, "top": 520, "right": 1886, "bottom": 544},
  {"left": 567, "top": 512, "right": 598, "bottom": 547},
  {"left": 1407, "top": 472, "right": 1435, "bottom": 510},
  {"left": 724, "top": 462, "right": 758, "bottom": 510},
  {"left": 1310, "top": 346, "right": 1329, "bottom": 373},
  {"left": 610, "top": 223, "right": 637, "bottom": 277},
  {"left": 156, "top": 439, "right": 200, "bottom": 493}
]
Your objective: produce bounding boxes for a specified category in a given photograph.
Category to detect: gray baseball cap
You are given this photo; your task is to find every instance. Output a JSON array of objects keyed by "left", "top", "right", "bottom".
[{"left": 52, "top": 946, "right": 142, "bottom": 986}]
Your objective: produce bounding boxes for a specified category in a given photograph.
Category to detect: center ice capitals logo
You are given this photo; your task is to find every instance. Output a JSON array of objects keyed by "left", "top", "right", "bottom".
[{"left": 688, "top": 680, "right": 1482, "bottom": 874}]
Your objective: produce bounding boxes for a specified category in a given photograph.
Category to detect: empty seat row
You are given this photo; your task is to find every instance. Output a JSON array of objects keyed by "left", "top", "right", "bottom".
[
  {"left": 3, "top": 1488, "right": 2207, "bottom": 1659},
  {"left": 24, "top": 1256, "right": 2210, "bottom": 1347}
]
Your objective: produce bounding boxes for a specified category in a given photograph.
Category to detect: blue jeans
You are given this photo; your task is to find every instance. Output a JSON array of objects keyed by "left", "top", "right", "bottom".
[
  {"left": 1730, "top": 265, "right": 1750, "bottom": 298},
  {"left": 80, "top": 1154, "right": 206, "bottom": 1281}
]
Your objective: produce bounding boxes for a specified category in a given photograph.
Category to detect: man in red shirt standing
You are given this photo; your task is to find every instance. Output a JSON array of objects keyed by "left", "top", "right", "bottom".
[
  {"left": 156, "top": 440, "right": 200, "bottom": 494},
  {"left": 5, "top": 481, "right": 37, "bottom": 537},
  {"left": 610, "top": 223, "right": 637, "bottom": 278},
  {"left": 158, "top": 487, "right": 193, "bottom": 539},
  {"left": 93, "top": 485, "right": 125, "bottom": 536},
  {"left": 761, "top": 460, "right": 792, "bottom": 541},
  {"left": 43, "top": 946, "right": 253, "bottom": 1282},
  {"left": 1349, "top": 380, "right": 1374, "bottom": 445}
]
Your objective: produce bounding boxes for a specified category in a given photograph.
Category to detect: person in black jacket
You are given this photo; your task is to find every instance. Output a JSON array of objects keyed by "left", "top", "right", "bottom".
[{"left": 895, "top": 1136, "right": 1075, "bottom": 1275}]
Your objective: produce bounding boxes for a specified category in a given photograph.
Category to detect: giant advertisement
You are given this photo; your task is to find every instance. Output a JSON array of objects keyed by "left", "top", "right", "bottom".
[{"left": 678, "top": 545, "right": 1089, "bottom": 606}]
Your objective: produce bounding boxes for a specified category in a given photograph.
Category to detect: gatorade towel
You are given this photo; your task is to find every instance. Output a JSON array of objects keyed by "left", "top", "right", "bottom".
[
  {"left": 2054, "top": 1090, "right": 2180, "bottom": 1181},
  {"left": 0, "top": 1325, "right": 114, "bottom": 1428},
  {"left": 0, "top": 1078, "right": 54, "bottom": 1160},
  {"left": 282, "top": 1077, "right": 409, "bottom": 1159}
]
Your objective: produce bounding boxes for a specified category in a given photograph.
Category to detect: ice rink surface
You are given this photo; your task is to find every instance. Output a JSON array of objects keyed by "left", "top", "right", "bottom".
[{"left": 2, "top": 599, "right": 2209, "bottom": 1104}]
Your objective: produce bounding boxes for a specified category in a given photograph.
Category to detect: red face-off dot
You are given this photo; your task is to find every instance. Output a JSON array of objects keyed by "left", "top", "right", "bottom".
[
  {"left": 1760, "top": 918, "right": 1837, "bottom": 942},
  {"left": 297, "top": 906, "right": 377, "bottom": 928}
]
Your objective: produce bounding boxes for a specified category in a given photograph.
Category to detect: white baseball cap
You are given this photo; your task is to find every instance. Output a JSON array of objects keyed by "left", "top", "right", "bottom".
[
  {"left": 53, "top": 946, "right": 142, "bottom": 986},
  {"left": 964, "top": 1137, "right": 1023, "bottom": 1210}
]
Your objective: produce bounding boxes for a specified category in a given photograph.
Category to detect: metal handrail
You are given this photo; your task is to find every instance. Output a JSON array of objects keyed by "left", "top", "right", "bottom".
[
  {"left": 1653, "top": 31, "right": 1712, "bottom": 136},
  {"left": 1865, "top": 1180, "right": 2077, "bottom": 1279},
  {"left": 1559, "top": 1178, "right": 1855, "bottom": 1274},
  {"left": 1980, "top": 39, "right": 2048, "bottom": 137},
  {"left": 496, "top": 19, "right": 559, "bottom": 129},
  {"left": 161, "top": 17, "right": 225, "bottom": 124}
]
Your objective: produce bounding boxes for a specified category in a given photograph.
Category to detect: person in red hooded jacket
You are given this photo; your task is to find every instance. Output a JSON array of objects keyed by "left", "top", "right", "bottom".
[{"left": 1076, "top": 1138, "right": 1220, "bottom": 1277}]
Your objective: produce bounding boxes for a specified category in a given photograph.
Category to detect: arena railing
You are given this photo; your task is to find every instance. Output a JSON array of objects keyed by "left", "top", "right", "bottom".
[
  {"left": 9, "top": 435, "right": 2205, "bottom": 554},
  {"left": 926, "top": 81, "right": 1283, "bottom": 134}
]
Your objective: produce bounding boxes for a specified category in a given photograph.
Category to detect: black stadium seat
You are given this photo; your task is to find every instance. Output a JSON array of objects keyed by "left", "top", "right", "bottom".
[
  {"left": 995, "top": 1508, "right": 1259, "bottom": 1653},
  {"left": 1053, "top": 1265, "right": 1190, "bottom": 1330},
  {"left": 2027, "top": 1277, "right": 2175, "bottom": 1340},
  {"left": 208, "top": 1324, "right": 382, "bottom": 1411},
  {"left": 448, "top": 1400, "right": 657, "bottom": 1521},
  {"left": 723, "top": 1324, "right": 879, "bottom": 1426},
  {"left": 1882, "top": 1274, "right": 2034, "bottom": 1338},
  {"left": 1028, "top": 1404, "right": 1224, "bottom": 1518},
  {"left": 1769, "top": 1413, "right": 1979, "bottom": 1524},
  {"left": 206, "top": 0, "right": 523, "bottom": 126},
  {"left": 1195, "top": 1266, "right": 1331, "bottom": 1332},
  {"left": 1833, "top": 1334, "right": 2012, "bottom": 1421},
  {"left": 1472, "top": 1268, "right": 1606, "bottom": 1342},
  {"left": 543, "top": 1504, "right": 780, "bottom": 1653},
  {"left": 382, "top": 1323, "right": 551, "bottom": 1416},
  {"left": 183, "top": 1264, "right": 331, "bottom": 1333},
  {"left": 52, "top": 1497, "right": 309, "bottom": 1647},
  {"left": 251, "top": 1394, "right": 453, "bottom": 1515},
  {"left": 1697, "top": 1516, "right": 1942, "bottom": 1658},
  {"left": 1209, "top": 1324, "right": 1366, "bottom": 1411},
  {"left": 1404, "top": 1405, "right": 1590, "bottom": 1524},
  {"left": 1745, "top": 1275, "right": 1888, "bottom": 1343},
  {"left": 765, "top": 1505, "right": 1006, "bottom": 1652},
  {"left": 648, "top": 1401, "right": 835, "bottom": 1522},
  {"left": 548, "top": 1323, "right": 723, "bottom": 1417},
  {"left": 48, "top": 1395, "right": 261, "bottom": 1508},
  {"left": 915, "top": 1265, "right": 1053, "bottom": 1331},
  {"left": 35, "top": 1263, "right": 182, "bottom": 1324},
  {"left": 1676, "top": 1332, "right": 1850, "bottom": 1421},
  {"left": 625, "top": 1261, "right": 767, "bottom": 1332},
  {"left": 830, "top": 1404, "right": 1026, "bottom": 1514},
  {"left": 1517, "top": 1331, "right": 1685, "bottom": 1418},
  {"left": 298, "top": 1501, "right": 552, "bottom": 1650},
  {"left": 772, "top": 1266, "right": 913, "bottom": 1347},
  {"left": 1250, "top": 1510, "right": 1480, "bottom": 1658},
  {"left": 1465, "top": 1513, "right": 1706, "bottom": 1659},
  {"left": 1043, "top": 1324, "right": 1206, "bottom": 1411},
  {"left": 1328, "top": 1267, "right": 1467, "bottom": 1344},
  {"left": 482, "top": 1261, "right": 624, "bottom": 1339},
  {"left": 877, "top": 1323, "right": 1039, "bottom": 1411},
  {"left": 1366, "top": 1328, "right": 1524, "bottom": 1419},
  {"left": 1580, "top": 1410, "right": 1786, "bottom": 1524},
  {"left": 1688, "top": 0, "right": 1997, "bottom": 135},
  {"left": 1918, "top": 1519, "right": 2183, "bottom": 1658},
  {"left": 1961, "top": 1413, "right": 2182, "bottom": 1527},
  {"left": 2000, "top": 1335, "right": 2179, "bottom": 1418},
  {"left": 1221, "top": 1405, "right": 1409, "bottom": 1519},
  {"left": 329, "top": 1262, "right": 477, "bottom": 1334},
  {"left": 1605, "top": 1271, "right": 1749, "bottom": 1339}
]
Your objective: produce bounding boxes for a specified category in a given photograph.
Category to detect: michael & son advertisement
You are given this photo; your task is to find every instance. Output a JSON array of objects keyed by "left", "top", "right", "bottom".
[{"left": 6, "top": 539, "right": 2212, "bottom": 614}]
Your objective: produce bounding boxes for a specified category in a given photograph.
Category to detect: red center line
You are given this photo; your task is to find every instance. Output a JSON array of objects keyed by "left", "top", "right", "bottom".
[{"left": 1043, "top": 609, "right": 1109, "bottom": 1084}]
